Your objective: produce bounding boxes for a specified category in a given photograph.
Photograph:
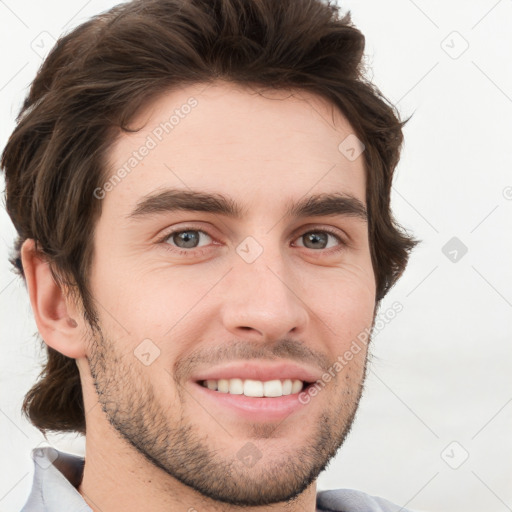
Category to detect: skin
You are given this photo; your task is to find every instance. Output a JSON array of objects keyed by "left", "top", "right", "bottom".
[{"left": 21, "top": 81, "right": 377, "bottom": 512}]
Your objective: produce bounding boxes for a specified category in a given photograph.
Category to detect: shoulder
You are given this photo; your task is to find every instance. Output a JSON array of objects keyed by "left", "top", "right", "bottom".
[
  {"left": 317, "top": 488, "right": 414, "bottom": 512},
  {"left": 20, "top": 447, "right": 90, "bottom": 512}
]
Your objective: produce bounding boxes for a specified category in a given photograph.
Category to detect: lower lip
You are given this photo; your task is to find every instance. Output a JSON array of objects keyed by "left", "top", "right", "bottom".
[{"left": 191, "top": 381, "right": 311, "bottom": 421}]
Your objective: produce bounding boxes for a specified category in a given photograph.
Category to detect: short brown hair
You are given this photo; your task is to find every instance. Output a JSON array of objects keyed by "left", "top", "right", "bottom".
[{"left": 1, "top": 0, "right": 420, "bottom": 435}]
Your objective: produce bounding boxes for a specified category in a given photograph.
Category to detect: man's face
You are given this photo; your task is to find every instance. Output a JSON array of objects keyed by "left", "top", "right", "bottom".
[{"left": 82, "top": 81, "right": 376, "bottom": 506}]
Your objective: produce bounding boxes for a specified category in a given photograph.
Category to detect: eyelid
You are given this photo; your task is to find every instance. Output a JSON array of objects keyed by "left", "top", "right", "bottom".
[
  {"left": 157, "top": 223, "right": 349, "bottom": 252},
  {"left": 157, "top": 224, "right": 215, "bottom": 246},
  {"left": 290, "top": 223, "right": 348, "bottom": 244}
]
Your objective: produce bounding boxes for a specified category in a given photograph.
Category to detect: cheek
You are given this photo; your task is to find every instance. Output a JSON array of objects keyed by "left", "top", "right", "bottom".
[
  {"left": 307, "top": 262, "right": 375, "bottom": 322},
  {"left": 306, "top": 268, "right": 375, "bottom": 364},
  {"left": 90, "top": 256, "right": 206, "bottom": 336}
]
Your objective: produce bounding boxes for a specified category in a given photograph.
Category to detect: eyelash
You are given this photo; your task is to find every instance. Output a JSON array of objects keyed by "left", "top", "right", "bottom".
[{"left": 157, "top": 225, "right": 347, "bottom": 257}]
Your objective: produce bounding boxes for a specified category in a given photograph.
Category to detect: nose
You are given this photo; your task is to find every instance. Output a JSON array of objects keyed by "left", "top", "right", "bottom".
[{"left": 219, "top": 242, "right": 309, "bottom": 342}]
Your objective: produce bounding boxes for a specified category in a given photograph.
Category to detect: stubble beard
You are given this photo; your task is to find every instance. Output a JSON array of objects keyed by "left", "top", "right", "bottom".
[{"left": 86, "top": 324, "right": 369, "bottom": 507}]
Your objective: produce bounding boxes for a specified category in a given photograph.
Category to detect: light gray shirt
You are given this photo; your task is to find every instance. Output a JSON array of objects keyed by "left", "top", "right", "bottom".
[{"left": 20, "top": 447, "right": 413, "bottom": 512}]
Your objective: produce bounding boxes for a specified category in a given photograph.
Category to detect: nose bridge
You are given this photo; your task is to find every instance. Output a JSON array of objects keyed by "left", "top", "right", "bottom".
[{"left": 219, "top": 232, "right": 309, "bottom": 339}]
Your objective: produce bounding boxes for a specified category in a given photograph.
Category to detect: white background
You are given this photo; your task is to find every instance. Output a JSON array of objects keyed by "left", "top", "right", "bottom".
[{"left": 1, "top": 1, "right": 511, "bottom": 511}]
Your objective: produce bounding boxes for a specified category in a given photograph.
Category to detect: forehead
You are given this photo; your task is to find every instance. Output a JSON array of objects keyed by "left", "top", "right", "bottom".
[{"left": 102, "top": 81, "right": 367, "bottom": 219}]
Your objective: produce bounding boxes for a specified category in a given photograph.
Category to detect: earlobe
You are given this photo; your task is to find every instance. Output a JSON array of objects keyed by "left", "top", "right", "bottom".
[{"left": 20, "top": 238, "right": 86, "bottom": 359}]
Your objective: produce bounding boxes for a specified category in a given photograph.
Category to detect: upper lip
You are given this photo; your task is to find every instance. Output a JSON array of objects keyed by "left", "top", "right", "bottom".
[{"left": 191, "top": 361, "right": 322, "bottom": 384}]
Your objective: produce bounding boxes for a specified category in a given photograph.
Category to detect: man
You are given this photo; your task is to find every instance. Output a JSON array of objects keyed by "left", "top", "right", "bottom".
[{"left": 1, "top": 0, "right": 420, "bottom": 510}]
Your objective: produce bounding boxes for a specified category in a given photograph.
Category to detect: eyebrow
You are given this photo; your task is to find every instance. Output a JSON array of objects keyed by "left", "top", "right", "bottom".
[{"left": 126, "top": 188, "right": 367, "bottom": 223}]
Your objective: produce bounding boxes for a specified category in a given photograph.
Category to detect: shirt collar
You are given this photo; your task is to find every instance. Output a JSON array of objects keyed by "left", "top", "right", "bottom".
[
  {"left": 22, "top": 446, "right": 91, "bottom": 512},
  {"left": 23, "top": 446, "right": 407, "bottom": 512}
]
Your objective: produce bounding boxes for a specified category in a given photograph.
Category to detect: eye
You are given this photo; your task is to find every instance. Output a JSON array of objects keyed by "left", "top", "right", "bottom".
[
  {"left": 161, "top": 228, "right": 213, "bottom": 253},
  {"left": 292, "top": 229, "right": 346, "bottom": 252},
  {"left": 158, "top": 226, "right": 346, "bottom": 256}
]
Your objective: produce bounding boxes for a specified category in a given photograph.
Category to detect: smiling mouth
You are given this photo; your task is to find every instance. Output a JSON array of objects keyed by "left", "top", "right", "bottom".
[{"left": 198, "top": 378, "right": 314, "bottom": 397}]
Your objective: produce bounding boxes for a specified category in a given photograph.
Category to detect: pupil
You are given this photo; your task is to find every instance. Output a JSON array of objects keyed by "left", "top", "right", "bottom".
[
  {"left": 306, "top": 232, "right": 326, "bottom": 249},
  {"left": 176, "top": 231, "right": 199, "bottom": 248},
  {"left": 173, "top": 231, "right": 327, "bottom": 250}
]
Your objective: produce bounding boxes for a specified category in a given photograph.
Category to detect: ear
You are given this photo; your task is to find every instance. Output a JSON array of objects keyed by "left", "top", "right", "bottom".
[{"left": 20, "top": 238, "right": 87, "bottom": 359}]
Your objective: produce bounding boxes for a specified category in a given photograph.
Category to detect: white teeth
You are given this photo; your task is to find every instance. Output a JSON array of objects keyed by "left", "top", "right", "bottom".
[
  {"left": 228, "top": 378, "right": 244, "bottom": 394},
  {"left": 217, "top": 379, "right": 230, "bottom": 393},
  {"left": 263, "top": 380, "right": 282, "bottom": 397},
  {"left": 206, "top": 380, "right": 218, "bottom": 390},
  {"left": 244, "top": 379, "right": 264, "bottom": 397},
  {"left": 291, "top": 379, "right": 303, "bottom": 394},
  {"left": 282, "top": 379, "right": 293, "bottom": 395},
  {"left": 202, "top": 378, "right": 305, "bottom": 397}
]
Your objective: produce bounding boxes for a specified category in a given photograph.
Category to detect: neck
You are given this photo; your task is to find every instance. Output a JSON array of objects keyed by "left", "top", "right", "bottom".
[{"left": 77, "top": 424, "right": 318, "bottom": 512}]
